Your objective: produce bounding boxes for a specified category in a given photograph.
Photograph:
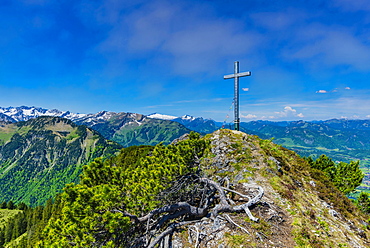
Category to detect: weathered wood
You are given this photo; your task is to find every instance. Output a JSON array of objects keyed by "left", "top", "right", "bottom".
[{"left": 123, "top": 176, "right": 263, "bottom": 247}]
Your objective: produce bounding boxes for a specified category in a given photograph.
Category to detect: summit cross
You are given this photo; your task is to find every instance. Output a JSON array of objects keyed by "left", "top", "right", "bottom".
[{"left": 223, "top": 61, "right": 251, "bottom": 131}]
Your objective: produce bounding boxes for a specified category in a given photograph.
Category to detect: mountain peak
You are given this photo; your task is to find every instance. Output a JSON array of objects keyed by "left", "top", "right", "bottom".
[
  {"left": 0, "top": 106, "right": 87, "bottom": 122},
  {"left": 147, "top": 113, "right": 177, "bottom": 120},
  {"left": 180, "top": 114, "right": 196, "bottom": 120}
]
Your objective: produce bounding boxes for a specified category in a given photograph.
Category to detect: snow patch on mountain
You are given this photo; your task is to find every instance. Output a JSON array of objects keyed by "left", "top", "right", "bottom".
[
  {"left": 147, "top": 113, "right": 177, "bottom": 120},
  {"left": 179, "top": 115, "right": 196, "bottom": 121},
  {"left": 0, "top": 106, "right": 88, "bottom": 122},
  {"left": 0, "top": 106, "right": 218, "bottom": 134},
  {"left": 148, "top": 113, "right": 204, "bottom": 122}
]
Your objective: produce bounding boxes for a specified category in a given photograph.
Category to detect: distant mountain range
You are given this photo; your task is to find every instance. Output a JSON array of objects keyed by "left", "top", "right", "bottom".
[
  {"left": 2, "top": 106, "right": 370, "bottom": 166},
  {"left": 240, "top": 119, "right": 370, "bottom": 159},
  {"left": 239, "top": 119, "right": 370, "bottom": 192},
  {"left": 0, "top": 107, "right": 204, "bottom": 206},
  {"left": 1, "top": 105, "right": 370, "bottom": 206},
  {"left": 0, "top": 106, "right": 85, "bottom": 122},
  {"left": 0, "top": 107, "right": 197, "bottom": 147}
]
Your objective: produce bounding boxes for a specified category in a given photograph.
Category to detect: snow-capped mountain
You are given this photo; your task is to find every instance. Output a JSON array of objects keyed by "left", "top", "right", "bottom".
[
  {"left": 0, "top": 106, "right": 87, "bottom": 122},
  {"left": 0, "top": 106, "right": 191, "bottom": 147},
  {"left": 178, "top": 114, "right": 197, "bottom": 121},
  {"left": 173, "top": 115, "right": 218, "bottom": 133},
  {"left": 0, "top": 112, "right": 15, "bottom": 122},
  {"left": 0, "top": 106, "right": 218, "bottom": 135},
  {"left": 72, "top": 111, "right": 120, "bottom": 126},
  {"left": 73, "top": 111, "right": 146, "bottom": 127}
]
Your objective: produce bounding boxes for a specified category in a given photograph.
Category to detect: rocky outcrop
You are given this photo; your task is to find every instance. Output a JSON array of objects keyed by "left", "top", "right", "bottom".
[{"left": 168, "top": 129, "right": 370, "bottom": 247}]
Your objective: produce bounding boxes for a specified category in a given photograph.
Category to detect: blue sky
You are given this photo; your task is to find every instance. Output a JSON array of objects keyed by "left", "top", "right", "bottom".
[{"left": 1, "top": 0, "right": 370, "bottom": 122}]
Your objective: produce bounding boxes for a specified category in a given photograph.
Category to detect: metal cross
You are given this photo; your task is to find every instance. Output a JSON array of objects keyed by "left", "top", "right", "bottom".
[{"left": 224, "top": 61, "right": 251, "bottom": 131}]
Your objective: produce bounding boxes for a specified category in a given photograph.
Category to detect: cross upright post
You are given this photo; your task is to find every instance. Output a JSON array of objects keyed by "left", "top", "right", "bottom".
[{"left": 224, "top": 61, "right": 251, "bottom": 131}]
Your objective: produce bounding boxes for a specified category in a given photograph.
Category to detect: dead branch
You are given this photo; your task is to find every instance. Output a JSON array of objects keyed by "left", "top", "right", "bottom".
[
  {"left": 224, "top": 214, "right": 250, "bottom": 234},
  {"left": 138, "top": 202, "right": 208, "bottom": 223},
  {"left": 222, "top": 187, "right": 251, "bottom": 202},
  {"left": 123, "top": 176, "right": 264, "bottom": 247},
  {"left": 147, "top": 220, "right": 198, "bottom": 248}
]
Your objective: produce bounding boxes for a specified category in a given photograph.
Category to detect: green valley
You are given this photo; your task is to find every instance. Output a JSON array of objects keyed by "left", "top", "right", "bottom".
[{"left": 238, "top": 120, "right": 370, "bottom": 194}]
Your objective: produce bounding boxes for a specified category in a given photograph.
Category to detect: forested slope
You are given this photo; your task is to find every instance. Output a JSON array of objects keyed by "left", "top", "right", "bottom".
[{"left": 0, "top": 116, "right": 122, "bottom": 206}]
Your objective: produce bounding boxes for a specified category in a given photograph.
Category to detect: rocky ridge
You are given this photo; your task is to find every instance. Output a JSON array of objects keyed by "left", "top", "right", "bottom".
[{"left": 170, "top": 129, "right": 370, "bottom": 247}]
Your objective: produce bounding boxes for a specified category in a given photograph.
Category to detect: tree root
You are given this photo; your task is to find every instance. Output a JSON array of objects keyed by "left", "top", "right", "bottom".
[
  {"left": 223, "top": 214, "right": 250, "bottom": 234},
  {"left": 125, "top": 175, "right": 264, "bottom": 247}
]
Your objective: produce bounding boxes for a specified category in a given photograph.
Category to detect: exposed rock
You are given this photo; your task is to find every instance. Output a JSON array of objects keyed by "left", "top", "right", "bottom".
[
  {"left": 170, "top": 129, "right": 370, "bottom": 247},
  {"left": 170, "top": 133, "right": 190, "bottom": 145}
]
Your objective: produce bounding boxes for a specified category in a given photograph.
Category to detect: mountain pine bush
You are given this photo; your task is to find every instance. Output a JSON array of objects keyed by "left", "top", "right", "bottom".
[{"left": 38, "top": 132, "right": 209, "bottom": 247}]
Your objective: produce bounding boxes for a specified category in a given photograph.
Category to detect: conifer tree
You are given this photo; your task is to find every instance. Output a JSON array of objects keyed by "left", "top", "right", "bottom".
[
  {"left": 6, "top": 201, "right": 15, "bottom": 210},
  {"left": 4, "top": 221, "right": 14, "bottom": 243},
  {"left": 356, "top": 192, "right": 370, "bottom": 214},
  {"left": 38, "top": 133, "right": 210, "bottom": 247},
  {"left": 0, "top": 229, "right": 4, "bottom": 247},
  {"left": 307, "top": 155, "right": 364, "bottom": 194}
]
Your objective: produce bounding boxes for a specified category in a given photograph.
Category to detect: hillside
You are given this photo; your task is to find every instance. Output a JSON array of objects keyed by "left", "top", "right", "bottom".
[
  {"left": 74, "top": 111, "right": 191, "bottom": 147},
  {"left": 0, "top": 209, "right": 21, "bottom": 229},
  {"left": 240, "top": 120, "right": 370, "bottom": 162},
  {"left": 238, "top": 120, "right": 370, "bottom": 194},
  {"left": 171, "top": 115, "right": 218, "bottom": 134},
  {"left": 147, "top": 113, "right": 220, "bottom": 134},
  {"left": 24, "top": 129, "right": 370, "bottom": 247},
  {"left": 0, "top": 116, "right": 122, "bottom": 206}
]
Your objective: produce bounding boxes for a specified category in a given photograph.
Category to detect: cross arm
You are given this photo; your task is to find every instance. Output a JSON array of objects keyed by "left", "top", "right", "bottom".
[{"left": 223, "top": 71, "right": 251, "bottom": 79}]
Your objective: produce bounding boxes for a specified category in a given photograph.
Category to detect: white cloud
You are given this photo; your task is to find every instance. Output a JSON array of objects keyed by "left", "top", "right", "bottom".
[
  {"left": 251, "top": 10, "right": 302, "bottom": 30},
  {"left": 285, "top": 25, "right": 370, "bottom": 71},
  {"left": 241, "top": 114, "right": 257, "bottom": 119},
  {"left": 93, "top": 0, "right": 262, "bottom": 76},
  {"left": 293, "top": 94, "right": 370, "bottom": 120},
  {"left": 333, "top": 0, "right": 370, "bottom": 11},
  {"left": 274, "top": 106, "right": 304, "bottom": 118},
  {"left": 316, "top": 87, "right": 351, "bottom": 94},
  {"left": 164, "top": 21, "right": 259, "bottom": 75}
]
